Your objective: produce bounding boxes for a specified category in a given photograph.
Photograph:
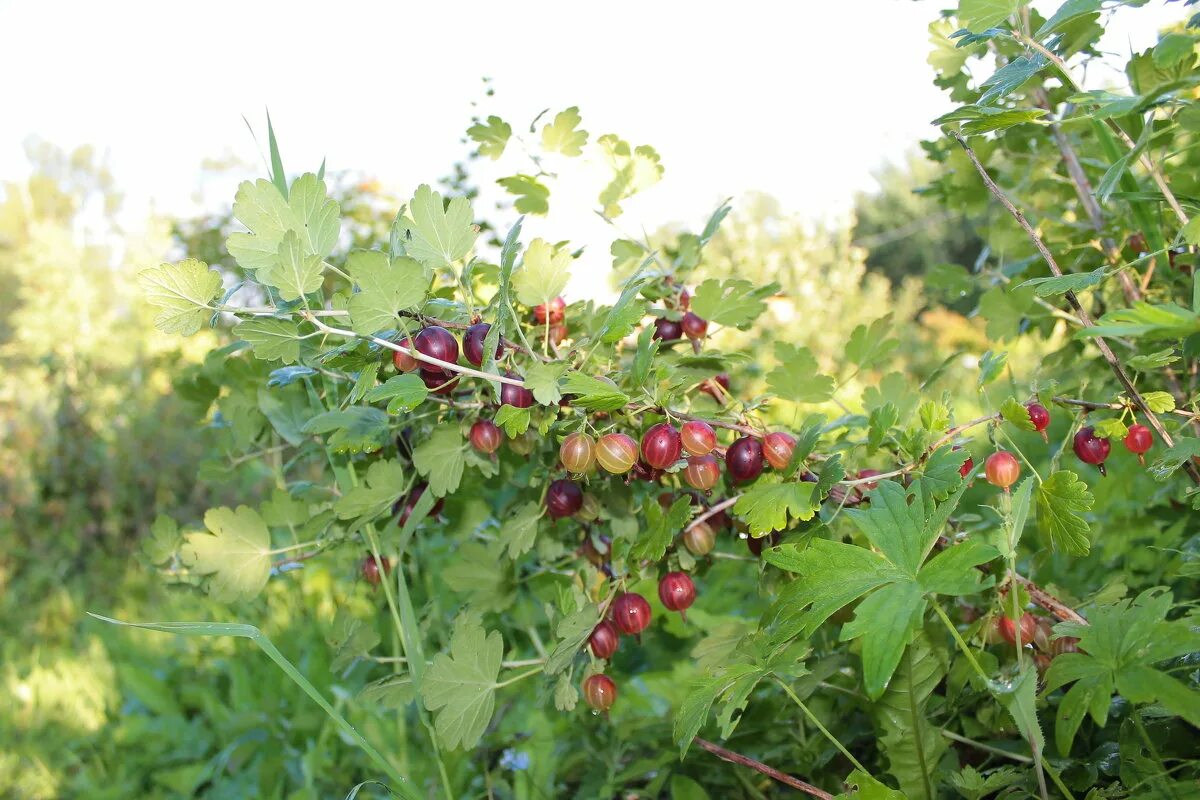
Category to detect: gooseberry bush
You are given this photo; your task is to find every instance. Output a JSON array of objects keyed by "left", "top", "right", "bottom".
[{"left": 109, "top": 2, "right": 1200, "bottom": 797}]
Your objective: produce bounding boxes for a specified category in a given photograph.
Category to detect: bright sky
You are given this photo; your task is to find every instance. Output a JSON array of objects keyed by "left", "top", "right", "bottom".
[{"left": 0, "top": 0, "right": 1186, "bottom": 297}]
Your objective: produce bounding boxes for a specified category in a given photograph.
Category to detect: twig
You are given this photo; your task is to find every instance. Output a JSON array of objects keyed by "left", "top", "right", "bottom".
[
  {"left": 941, "top": 729, "right": 1033, "bottom": 764},
  {"left": 684, "top": 496, "right": 739, "bottom": 534},
  {"left": 1052, "top": 396, "right": 1198, "bottom": 420},
  {"left": 693, "top": 738, "right": 833, "bottom": 800},
  {"left": 1011, "top": 573, "right": 1087, "bottom": 625},
  {"left": 399, "top": 311, "right": 548, "bottom": 362},
  {"left": 951, "top": 131, "right": 1200, "bottom": 486}
]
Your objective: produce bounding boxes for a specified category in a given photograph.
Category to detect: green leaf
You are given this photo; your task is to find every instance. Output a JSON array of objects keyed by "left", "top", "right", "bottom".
[
  {"left": 421, "top": 615, "right": 504, "bottom": 750},
  {"left": 918, "top": 400, "right": 950, "bottom": 432},
  {"left": 396, "top": 184, "right": 477, "bottom": 269},
  {"left": 1147, "top": 437, "right": 1200, "bottom": 481},
  {"left": 442, "top": 542, "right": 515, "bottom": 613},
  {"left": 541, "top": 106, "right": 588, "bottom": 156},
  {"left": 868, "top": 404, "right": 898, "bottom": 452},
  {"left": 513, "top": 238, "right": 572, "bottom": 308},
  {"left": 978, "top": 53, "right": 1048, "bottom": 105},
  {"left": 498, "top": 501, "right": 542, "bottom": 559},
  {"left": 1037, "top": 470, "right": 1093, "bottom": 555},
  {"left": 1036, "top": 0, "right": 1101, "bottom": 38},
  {"left": 995, "top": 668, "right": 1045, "bottom": 755},
  {"left": 237, "top": 319, "right": 302, "bottom": 364},
  {"left": 493, "top": 404, "right": 532, "bottom": 437},
  {"left": 961, "top": 108, "right": 1048, "bottom": 135},
  {"left": 916, "top": 540, "right": 998, "bottom": 595},
  {"left": 733, "top": 476, "right": 818, "bottom": 536},
  {"left": 466, "top": 115, "right": 511, "bottom": 160},
  {"left": 814, "top": 454, "right": 846, "bottom": 501},
  {"left": 553, "top": 673, "right": 578, "bottom": 711},
  {"left": 181, "top": 506, "right": 272, "bottom": 602},
  {"left": 1140, "top": 390, "right": 1176, "bottom": 413},
  {"left": 412, "top": 425, "right": 466, "bottom": 497},
  {"left": 1092, "top": 417, "right": 1128, "bottom": 440},
  {"left": 1153, "top": 33, "right": 1196, "bottom": 69},
  {"left": 227, "top": 174, "right": 339, "bottom": 273},
  {"left": 365, "top": 374, "right": 429, "bottom": 414},
  {"left": 328, "top": 608, "right": 381, "bottom": 673},
  {"left": 875, "top": 632, "right": 949, "bottom": 799},
  {"left": 977, "top": 350, "right": 1008, "bottom": 389},
  {"left": 335, "top": 459, "right": 406, "bottom": 521},
  {"left": 347, "top": 250, "right": 428, "bottom": 335},
  {"left": 559, "top": 373, "right": 629, "bottom": 412},
  {"left": 523, "top": 362, "right": 567, "bottom": 406},
  {"left": 921, "top": 447, "right": 967, "bottom": 501},
  {"left": 1127, "top": 348, "right": 1180, "bottom": 371},
  {"left": 263, "top": 229, "right": 324, "bottom": 301},
  {"left": 1000, "top": 397, "right": 1034, "bottom": 430},
  {"left": 497, "top": 174, "right": 550, "bottom": 215},
  {"left": 845, "top": 317, "right": 900, "bottom": 370},
  {"left": 1078, "top": 302, "right": 1200, "bottom": 341},
  {"left": 544, "top": 603, "right": 599, "bottom": 675},
  {"left": 674, "top": 663, "right": 764, "bottom": 756},
  {"left": 958, "top": 0, "right": 1020, "bottom": 32},
  {"left": 139, "top": 259, "right": 223, "bottom": 336},
  {"left": 690, "top": 278, "right": 775, "bottom": 328},
  {"left": 631, "top": 496, "right": 692, "bottom": 562},
  {"left": 597, "top": 134, "right": 664, "bottom": 217},
  {"left": 841, "top": 582, "right": 927, "bottom": 699},
  {"left": 767, "top": 343, "right": 835, "bottom": 403},
  {"left": 1006, "top": 477, "right": 1034, "bottom": 557},
  {"left": 303, "top": 406, "right": 391, "bottom": 454},
  {"left": 1017, "top": 266, "right": 1108, "bottom": 297},
  {"left": 144, "top": 515, "right": 181, "bottom": 564}
]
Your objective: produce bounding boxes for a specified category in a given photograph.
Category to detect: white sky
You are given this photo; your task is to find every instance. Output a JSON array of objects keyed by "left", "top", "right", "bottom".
[{"left": 0, "top": 0, "right": 1186, "bottom": 298}]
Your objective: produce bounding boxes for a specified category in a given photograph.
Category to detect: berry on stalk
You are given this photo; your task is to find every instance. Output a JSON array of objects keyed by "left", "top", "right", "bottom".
[
  {"left": 681, "top": 311, "right": 708, "bottom": 340},
  {"left": 984, "top": 451, "right": 1020, "bottom": 490},
  {"left": 1026, "top": 402, "right": 1051, "bottom": 442},
  {"left": 1123, "top": 424, "right": 1153, "bottom": 466},
  {"left": 421, "top": 370, "right": 458, "bottom": 395},
  {"left": 533, "top": 296, "right": 566, "bottom": 325},
  {"left": 652, "top": 317, "right": 683, "bottom": 342},
  {"left": 582, "top": 673, "right": 616, "bottom": 713},
  {"left": 682, "top": 520, "right": 715, "bottom": 556},
  {"left": 470, "top": 419, "right": 502, "bottom": 454},
  {"left": 413, "top": 325, "right": 459, "bottom": 373},
  {"left": 463, "top": 322, "right": 502, "bottom": 367},
  {"left": 997, "top": 613, "right": 1038, "bottom": 647},
  {"left": 680, "top": 420, "right": 717, "bottom": 456},
  {"left": 588, "top": 620, "right": 620, "bottom": 660},
  {"left": 641, "top": 423, "right": 682, "bottom": 469},
  {"left": 658, "top": 572, "right": 696, "bottom": 621},
  {"left": 763, "top": 432, "right": 797, "bottom": 470},
  {"left": 611, "top": 592, "right": 652, "bottom": 636},
  {"left": 1073, "top": 426, "right": 1111, "bottom": 476},
  {"left": 596, "top": 433, "right": 639, "bottom": 474},
  {"left": 546, "top": 479, "right": 584, "bottom": 519},
  {"left": 361, "top": 554, "right": 391, "bottom": 586},
  {"left": 726, "top": 436, "right": 764, "bottom": 482},
  {"left": 698, "top": 373, "right": 730, "bottom": 402},
  {"left": 392, "top": 338, "right": 418, "bottom": 372},
  {"left": 500, "top": 372, "right": 534, "bottom": 408},
  {"left": 856, "top": 469, "right": 882, "bottom": 492},
  {"left": 684, "top": 455, "right": 721, "bottom": 492},
  {"left": 560, "top": 432, "right": 596, "bottom": 474}
]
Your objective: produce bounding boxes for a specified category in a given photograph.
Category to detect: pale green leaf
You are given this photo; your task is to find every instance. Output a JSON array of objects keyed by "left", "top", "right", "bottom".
[
  {"left": 1037, "top": 470, "right": 1093, "bottom": 555},
  {"left": 421, "top": 615, "right": 504, "bottom": 750},
  {"left": 733, "top": 476, "right": 818, "bottom": 536},
  {"left": 397, "top": 184, "right": 477, "bottom": 269},
  {"left": 365, "top": 374, "right": 429, "bottom": 414},
  {"left": 467, "top": 115, "right": 511, "bottom": 160},
  {"left": 541, "top": 106, "right": 588, "bottom": 156},
  {"left": 181, "top": 506, "right": 272, "bottom": 602},
  {"left": 412, "top": 425, "right": 466, "bottom": 497},
  {"left": 767, "top": 343, "right": 835, "bottom": 403},
  {"left": 237, "top": 318, "right": 302, "bottom": 364},
  {"left": 690, "top": 278, "right": 774, "bottom": 328},
  {"left": 513, "top": 238, "right": 572, "bottom": 308},
  {"left": 139, "top": 259, "right": 223, "bottom": 336}
]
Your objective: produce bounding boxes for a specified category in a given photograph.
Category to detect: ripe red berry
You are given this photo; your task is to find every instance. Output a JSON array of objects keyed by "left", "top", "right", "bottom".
[
  {"left": 588, "top": 620, "right": 620, "bottom": 660},
  {"left": 560, "top": 432, "right": 596, "bottom": 474},
  {"left": 413, "top": 326, "right": 459, "bottom": 373},
  {"left": 533, "top": 296, "right": 566, "bottom": 325},
  {"left": 997, "top": 613, "right": 1038, "bottom": 647},
  {"left": 680, "top": 420, "right": 717, "bottom": 456},
  {"left": 582, "top": 673, "right": 617, "bottom": 712},
  {"left": 762, "top": 432, "right": 797, "bottom": 470},
  {"left": 611, "top": 592, "right": 652, "bottom": 635},
  {"left": 682, "top": 520, "right": 716, "bottom": 556},
  {"left": 463, "top": 322, "right": 502, "bottom": 367},
  {"left": 596, "top": 433, "right": 639, "bottom": 474},
  {"left": 1049, "top": 636, "right": 1080, "bottom": 657},
  {"left": 580, "top": 534, "right": 611, "bottom": 568},
  {"left": 698, "top": 373, "right": 731, "bottom": 402},
  {"left": 641, "top": 423, "right": 682, "bottom": 470},
  {"left": 392, "top": 338, "right": 418, "bottom": 372},
  {"left": 726, "top": 436, "right": 764, "bottom": 482},
  {"left": 499, "top": 371, "right": 534, "bottom": 408},
  {"left": 1073, "top": 426, "right": 1111, "bottom": 476},
  {"left": 678, "top": 288, "right": 690, "bottom": 310},
  {"left": 1123, "top": 424, "right": 1153, "bottom": 465},
  {"left": 683, "top": 455, "right": 721, "bottom": 492},
  {"left": 548, "top": 323, "right": 568, "bottom": 345},
  {"left": 985, "top": 451, "right": 1020, "bottom": 490},
  {"left": 652, "top": 317, "right": 683, "bottom": 341},
  {"left": 470, "top": 419, "right": 502, "bottom": 454},
  {"left": 745, "top": 531, "right": 781, "bottom": 557},
  {"left": 361, "top": 554, "right": 391, "bottom": 586},
  {"left": 1026, "top": 402, "right": 1051, "bottom": 441},
  {"left": 421, "top": 370, "right": 458, "bottom": 395},
  {"left": 680, "top": 312, "right": 708, "bottom": 340},
  {"left": 658, "top": 572, "right": 696, "bottom": 621},
  {"left": 546, "top": 479, "right": 584, "bottom": 520},
  {"left": 953, "top": 446, "right": 974, "bottom": 478}
]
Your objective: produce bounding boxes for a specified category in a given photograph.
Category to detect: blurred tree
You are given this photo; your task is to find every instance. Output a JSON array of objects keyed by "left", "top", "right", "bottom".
[{"left": 851, "top": 153, "right": 984, "bottom": 285}]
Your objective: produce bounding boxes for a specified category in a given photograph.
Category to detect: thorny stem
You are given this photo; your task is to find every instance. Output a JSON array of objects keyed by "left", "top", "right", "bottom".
[
  {"left": 693, "top": 738, "right": 834, "bottom": 800},
  {"left": 950, "top": 131, "right": 1200, "bottom": 486}
]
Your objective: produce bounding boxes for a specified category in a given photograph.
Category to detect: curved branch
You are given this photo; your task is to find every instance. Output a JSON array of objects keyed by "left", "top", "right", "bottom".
[{"left": 694, "top": 738, "right": 834, "bottom": 800}]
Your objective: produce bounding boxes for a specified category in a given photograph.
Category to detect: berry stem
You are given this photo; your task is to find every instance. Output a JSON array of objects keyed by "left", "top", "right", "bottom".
[
  {"left": 994, "top": 428, "right": 1044, "bottom": 484},
  {"left": 494, "top": 665, "right": 545, "bottom": 689}
]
